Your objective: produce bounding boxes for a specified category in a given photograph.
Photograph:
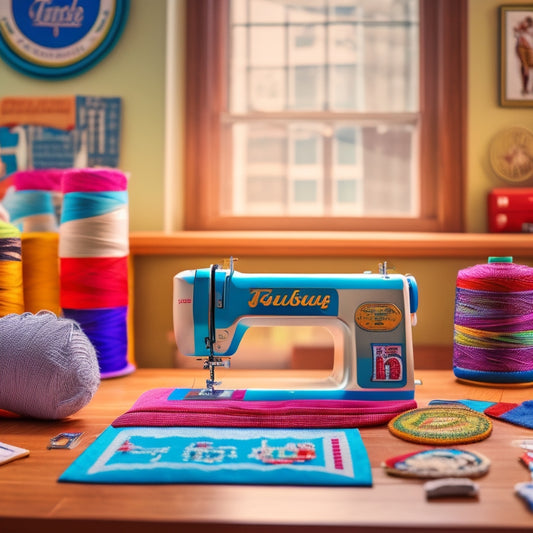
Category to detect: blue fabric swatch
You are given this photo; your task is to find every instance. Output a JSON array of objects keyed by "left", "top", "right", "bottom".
[
  {"left": 59, "top": 426, "right": 372, "bottom": 486},
  {"left": 499, "top": 401, "right": 533, "bottom": 430}
]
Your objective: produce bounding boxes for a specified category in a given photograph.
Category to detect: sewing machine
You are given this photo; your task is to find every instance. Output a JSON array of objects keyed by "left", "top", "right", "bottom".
[{"left": 173, "top": 260, "right": 418, "bottom": 401}]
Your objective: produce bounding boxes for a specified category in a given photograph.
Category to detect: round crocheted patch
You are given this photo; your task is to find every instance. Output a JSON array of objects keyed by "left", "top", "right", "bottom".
[
  {"left": 382, "top": 448, "right": 491, "bottom": 479},
  {"left": 388, "top": 407, "right": 493, "bottom": 445}
]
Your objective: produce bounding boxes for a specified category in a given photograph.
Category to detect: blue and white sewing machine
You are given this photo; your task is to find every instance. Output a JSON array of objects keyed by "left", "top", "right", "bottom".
[{"left": 173, "top": 259, "right": 418, "bottom": 401}]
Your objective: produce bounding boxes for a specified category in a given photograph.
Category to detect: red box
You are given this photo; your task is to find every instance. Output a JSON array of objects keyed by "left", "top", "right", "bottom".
[{"left": 488, "top": 188, "right": 533, "bottom": 232}]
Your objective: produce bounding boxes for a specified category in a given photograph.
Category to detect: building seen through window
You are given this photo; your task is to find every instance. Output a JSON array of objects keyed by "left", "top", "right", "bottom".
[
  {"left": 228, "top": 0, "right": 418, "bottom": 218},
  {"left": 184, "top": 0, "right": 466, "bottom": 232}
]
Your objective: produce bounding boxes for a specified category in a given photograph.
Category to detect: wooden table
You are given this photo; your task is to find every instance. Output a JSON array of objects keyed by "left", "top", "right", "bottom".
[{"left": 1, "top": 369, "right": 532, "bottom": 533}]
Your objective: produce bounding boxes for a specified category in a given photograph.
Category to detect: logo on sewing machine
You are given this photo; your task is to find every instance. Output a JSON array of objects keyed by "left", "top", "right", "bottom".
[
  {"left": 355, "top": 303, "right": 402, "bottom": 331},
  {"left": 372, "top": 344, "right": 403, "bottom": 382},
  {"left": 248, "top": 288, "right": 336, "bottom": 313}
]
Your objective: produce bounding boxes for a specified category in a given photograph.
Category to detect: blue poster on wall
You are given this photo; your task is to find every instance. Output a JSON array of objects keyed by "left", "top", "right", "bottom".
[
  {"left": 0, "top": 0, "right": 129, "bottom": 79},
  {"left": 0, "top": 95, "right": 122, "bottom": 178}
]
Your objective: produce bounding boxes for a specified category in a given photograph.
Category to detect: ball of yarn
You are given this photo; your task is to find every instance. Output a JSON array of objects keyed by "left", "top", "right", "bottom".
[{"left": 0, "top": 311, "right": 100, "bottom": 419}]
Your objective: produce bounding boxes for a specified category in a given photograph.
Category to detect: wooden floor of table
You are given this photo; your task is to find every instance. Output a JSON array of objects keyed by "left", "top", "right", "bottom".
[{"left": 0, "top": 368, "right": 532, "bottom": 533}]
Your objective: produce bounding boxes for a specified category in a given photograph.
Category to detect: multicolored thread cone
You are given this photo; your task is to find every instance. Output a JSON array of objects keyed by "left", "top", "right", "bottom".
[
  {"left": 453, "top": 257, "right": 533, "bottom": 384},
  {"left": 59, "top": 168, "right": 134, "bottom": 378}
]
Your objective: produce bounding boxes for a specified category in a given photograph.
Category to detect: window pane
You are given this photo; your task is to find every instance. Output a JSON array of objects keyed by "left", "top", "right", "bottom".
[
  {"left": 337, "top": 179, "right": 358, "bottom": 204},
  {"left": 359, "top": 124, "right": 418, "bottom": 216},
  {"left": 231, "top": 123, "right": 288, "bottom": 215},
  {"left": 247, "top": 176, "right": 285, "bottom": 207},
  {"left": 331, "top": 65, "right": 359, "bottom": 110},
  {"left": 250, "top": 26, "right": 285, "bottom": 66},
  {"left": 249, "top": 68, "right": 286, "bottom": 111},
  {"left": 249, "top": 0, "right": 286, "bottom": 22},
  {"left": 186, "top": 0, "right": 466, "bottom": 232},
  {"left": 294, "top": 135, "right": 318, "bottom": 165},
  {"left": 226, "top": 120, "right": 416, "bottom": 217},
  {"left": 294, "top": 180, "right": 318, "bottom": 203},
  {"left": 333, "top": 125, "right": 361, "bottom": 214},
  {"left": 360, "top": 22, "right": 418, "bottom": 111},
  {"left": 290, "top": 66, "right": 324, "bottom": 109},
  {"left": 230, "top": 0, "right": 419, "bottom": 114},
  {"left": 288, "top": 2, "right": 327, "bottom": 23},
  {"left": 335, "top": 126, "right": 357, "bottom": 165},
  {"left": 227, "top": 0, "right": 420, "bottom": 219}
]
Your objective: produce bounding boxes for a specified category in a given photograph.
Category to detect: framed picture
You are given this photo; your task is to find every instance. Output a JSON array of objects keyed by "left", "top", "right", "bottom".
[{"left": 500, "top": 5, "right": 533, "bottom": 107}]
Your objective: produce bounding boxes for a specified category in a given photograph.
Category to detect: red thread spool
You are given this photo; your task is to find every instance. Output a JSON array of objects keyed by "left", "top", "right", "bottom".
[{"left": 60, "top": 256, "right": 129, "bottom": 309}]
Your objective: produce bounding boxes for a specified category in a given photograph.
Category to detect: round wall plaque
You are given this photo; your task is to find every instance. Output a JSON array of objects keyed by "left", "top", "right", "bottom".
[
  {"left": 489, "top": 126, "right": 533, "bottom": 183},
  {"left": 0, "top": 0, "right": 129, "bottom": 79}
]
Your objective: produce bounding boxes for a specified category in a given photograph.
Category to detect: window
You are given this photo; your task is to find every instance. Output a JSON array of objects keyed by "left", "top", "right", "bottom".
[{"left": 185, "top": 0, "right": 466, "bottom": 231}]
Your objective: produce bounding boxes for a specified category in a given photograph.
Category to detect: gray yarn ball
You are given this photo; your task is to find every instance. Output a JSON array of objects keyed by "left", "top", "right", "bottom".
[{"left": 0, "top": 311, "right": 100, "bottom": 419}]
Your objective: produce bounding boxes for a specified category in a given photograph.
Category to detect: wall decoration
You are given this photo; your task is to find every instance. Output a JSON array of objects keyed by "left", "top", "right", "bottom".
[
  {"left": 0, "top": 95, "right": 122, "bottom": 177},
  {"left": 489, "top": 126, "right": 533, "bottom": 182},
  {"left": 0, "top": 0, "right": 129, "bottom": 79},
  {"left": 500, "top": 5, "right": 533, "bottom": 107}
]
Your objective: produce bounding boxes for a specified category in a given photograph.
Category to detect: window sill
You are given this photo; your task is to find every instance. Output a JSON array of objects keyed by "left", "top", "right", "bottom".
[{"left": 129, "top": 231, "right": 533, "bottom": 258}]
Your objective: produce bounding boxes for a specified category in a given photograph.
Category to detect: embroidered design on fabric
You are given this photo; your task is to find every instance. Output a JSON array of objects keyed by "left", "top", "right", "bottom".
[
  {"left": 388, "top": 407, "right": 493, "bottom": 445},
  {"left": 183, "top": 442, "right": 238, "bottom": 464},
  {"left": 58, "top": 425, "right": 373, "bottom": 486},
  {"left": 372, "top": 344, "right": 403, "bottom": 382},
  {"left": 117, "top": 439, "right": 170, "bottom": 463},
  {"left": 248, "top": 440, "right": 316, "bottom": 465},
  {"left": 382, "top": 448, "right": 491, "bottom": 478},
  {"left": 71, "top": 426, "right": 369, "bottom": 485}
]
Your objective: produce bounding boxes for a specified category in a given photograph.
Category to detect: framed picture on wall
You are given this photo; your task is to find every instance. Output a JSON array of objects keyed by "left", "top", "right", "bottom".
[{"left": 500, "top": 5, "right": 533, "bottom": 107}]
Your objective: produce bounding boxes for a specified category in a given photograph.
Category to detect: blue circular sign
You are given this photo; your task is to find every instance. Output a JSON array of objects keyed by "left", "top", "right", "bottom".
[{"left": 0, "top": 0, "right": 129, "bottom": 79}]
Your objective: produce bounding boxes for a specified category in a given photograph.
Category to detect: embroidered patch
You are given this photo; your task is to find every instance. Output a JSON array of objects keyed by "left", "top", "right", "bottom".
[
  {"left": 382, "top": 448, "right": 490, "bottom": 478},
  {"left": 388, "top": 407, "right": 493, "bottom": 445},
  {"left": 58, "top": 426, "right": 372, "bottom": 486}
]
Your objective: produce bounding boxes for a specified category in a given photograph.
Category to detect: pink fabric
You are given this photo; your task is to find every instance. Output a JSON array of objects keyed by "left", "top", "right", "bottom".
[{"left": 112, "top": 388, "right": 417, "bottom": 429}]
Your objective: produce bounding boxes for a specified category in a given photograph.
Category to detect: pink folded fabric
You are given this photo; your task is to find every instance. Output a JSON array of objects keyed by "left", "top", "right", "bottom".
[{"left": 112, "top": 388, "right": 417, "bottom": 429}]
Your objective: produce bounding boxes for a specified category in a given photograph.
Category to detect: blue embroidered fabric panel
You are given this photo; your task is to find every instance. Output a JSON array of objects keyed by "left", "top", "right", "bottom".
[{"left": 59, "top": 426, "right": 372, "bottom": 486}]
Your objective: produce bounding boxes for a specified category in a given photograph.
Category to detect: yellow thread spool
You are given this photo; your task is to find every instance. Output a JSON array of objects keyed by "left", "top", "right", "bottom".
[
  {"left": 21, "top": 232, "right": 61, "bottom": 315},
  {"left": 0, "top": 221, "right": 24, "bottom": 316}
]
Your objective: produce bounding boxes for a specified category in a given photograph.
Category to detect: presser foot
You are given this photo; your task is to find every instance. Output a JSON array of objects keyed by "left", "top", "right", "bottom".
[
  {"left": 184, "top": 384, "right": 235, "bottom": 400},
  {"left": 202, "top": 357, "right": 230, "bottom": 390},
  {"left": 183, "top": 357, "right": 234, "bottom": 399},
  {"left": 204, "top": 378, "right": 222, "bottom": 394}
]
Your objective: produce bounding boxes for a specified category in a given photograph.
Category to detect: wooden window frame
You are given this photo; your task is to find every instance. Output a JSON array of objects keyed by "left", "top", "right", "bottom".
[{"left": 184, "top": 0, "right": 467, "bottom": 232}]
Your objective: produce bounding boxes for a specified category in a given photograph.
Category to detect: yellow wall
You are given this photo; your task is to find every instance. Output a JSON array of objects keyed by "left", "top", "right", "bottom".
[
  {"left": 1, "top": 0, "right": 532, "bottom": 368},
  {"left": 468, "top": 0, "right": 533, "bottom": 232}
]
